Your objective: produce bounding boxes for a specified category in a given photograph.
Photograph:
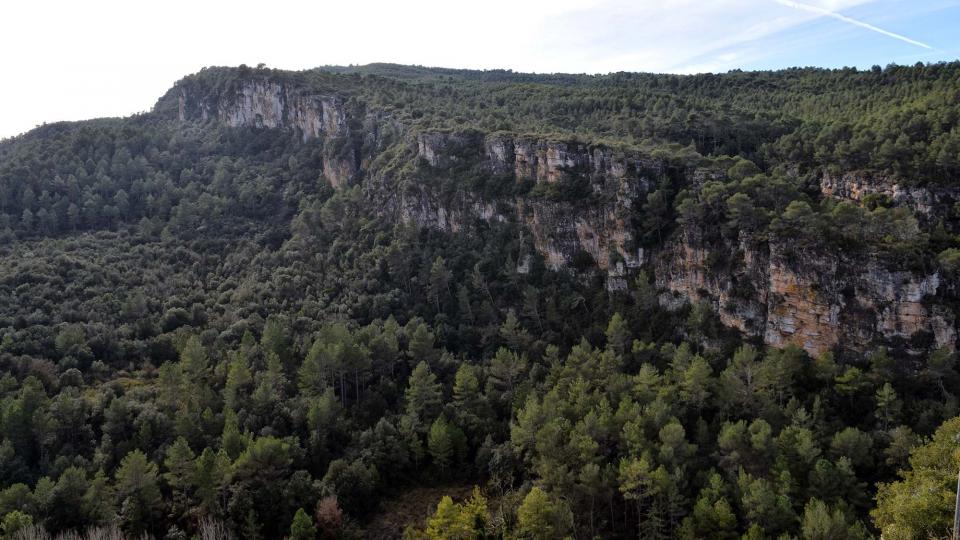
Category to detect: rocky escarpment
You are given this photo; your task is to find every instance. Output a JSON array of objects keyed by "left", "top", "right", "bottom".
[
  {"left": 402, "top": 135, "right": 958, "bottom": 356},
  {"left": 169, "top": 77, "right": 659, "bottom": 285},
  {"left": 167, "top": 74, "right": 958, "bottom": 357},
  {"left": 172, "top": 78, "right": 360, "bottom": 188},
  {"left": 821, "top": 171, "right": 959, "bottom": 222},
  {"left": 396, "top": 132, "right": 661, "bottom": 288},
  {"left": 654, "top": 168, "right": 960, "bottom": 357},
  {"left": 657, "top": 231, "right": 956, "bottom": 357}
]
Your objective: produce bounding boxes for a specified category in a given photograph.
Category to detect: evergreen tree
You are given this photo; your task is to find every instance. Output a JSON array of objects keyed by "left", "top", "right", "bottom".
[
  {"left": 405, "top": 361, "right": 442, "bottom": 423},
  {"left": 289, "top": 507, "right": 317, "bottom": 540},
  {"left": 162, "top": 437, "right": 196, "bottom": 521},
  {"left": 873, "top": 416, "right": 960, "bottom": 539},
  {"left": 515, "top": 487, "right": 572, "bottom": 540},
  {"left": 427, "top": 417, "right": 455, "bottom": 473},
  {"left": 0, "top": 511, "right": 32, "bottom": 538},
  {"left": 114, "top": 450, "right": 162, "bottom": 536},
  {"left": 605, "top": 313, "right": 631, "bottom": 357},
  {"left": 428, "top": 256, "right": 452, "bottom": 314},
  {"left": 48, "top": 466, "right": 90, "bottom": 532}
]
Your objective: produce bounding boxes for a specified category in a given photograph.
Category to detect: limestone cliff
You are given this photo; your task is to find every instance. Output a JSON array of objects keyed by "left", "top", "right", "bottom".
[
  {"left": 657, "top": 231, "right": 956, "bottom": 357},
  {"left": 166, "top": 74, "right": 959, "bottom": 358},
  {"left": 400, "top": 131, "right": 656, "bottom": 288},
  {"left": 820, "top": 171, "right": 958, "bottom": 221},
  {"left": 172, "top": 77, "right": 359, "bottom": 187}
]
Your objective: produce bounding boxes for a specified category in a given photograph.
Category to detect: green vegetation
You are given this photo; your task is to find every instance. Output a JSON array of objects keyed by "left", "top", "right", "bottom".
[
  {"left": 0, "top": 62, "right": 957, "bottom": 538},
  {"left": 313, "top": 62, "right": 960, "bottom": 183}
]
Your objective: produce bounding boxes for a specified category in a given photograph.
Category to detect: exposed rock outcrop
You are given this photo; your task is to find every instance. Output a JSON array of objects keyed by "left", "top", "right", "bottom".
[
  {"left": 405, "top": 132, "right": 656, "bottom": 279},
  {"left": 417, "top": 131, "right": 660, "bottom": 188},
  {"left": 416, "top": 131, "right": 483, "bottom": 168},
  {"left": 820, "top": 171, "right": 958, "bottom": 221},
  {"left": 168, "top": 74, "right": 959, "bottom": 358},
  {"left": 656, "top": 233, "right": 770, "bottom": 337},
  {"left": 657, "top": 234, "right": 956, "bottom": 357},
  {"left": 175, "top": 78, "right": 359, "bottom": 187}
]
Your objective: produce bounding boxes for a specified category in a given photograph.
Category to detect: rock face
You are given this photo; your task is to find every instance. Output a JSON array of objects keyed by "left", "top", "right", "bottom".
[
  {"left": 416, "top": 132, "right": 482, "bottom": 168},
  {"left": 763, "top": 255, "right": 842, "bottom": 355},
  {"left": 657, "top": 234, "right": 956, "bottom": 357},
  {"left": 512, "top": 139, "right": 587, "bottom": 184},
  {"left": 405, "top": 137, "right": 960, "bottom": 355},
  {"left": 656, "top": 233, "right": 770, "bottom": 336},
  {"left": 820, "top": 171, "right": 958, "bottom": 221},
  {"left": 168, "top": 74, "right": 958, "bottom": 357},
  {"left": 175, "top": 78, "right": 359, "bottom": 187},
  {"left": 402, "top": 132, "right": 656, "bottom": 287}
]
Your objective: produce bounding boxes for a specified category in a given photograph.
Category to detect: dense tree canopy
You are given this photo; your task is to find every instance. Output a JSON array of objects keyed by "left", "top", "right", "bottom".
[{"left": 0, "top": 61, "right": 958, "bottom": 538}]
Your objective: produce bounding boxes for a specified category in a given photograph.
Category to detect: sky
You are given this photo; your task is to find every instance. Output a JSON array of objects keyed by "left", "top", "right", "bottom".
[{"left": 1, "top": 0, "right": 958, "bottom": 140}]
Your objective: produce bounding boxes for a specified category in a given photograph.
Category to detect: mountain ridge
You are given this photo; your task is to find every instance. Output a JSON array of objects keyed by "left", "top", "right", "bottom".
[
  {"left": 1, "top": 60, "right": 960, "bottom": 539},
  {"left": 159, "top": 65, "right": 959, "bottom": 357}
]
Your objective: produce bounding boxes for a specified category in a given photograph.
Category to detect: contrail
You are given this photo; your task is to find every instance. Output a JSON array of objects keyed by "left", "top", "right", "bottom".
[{"left": 775, "top": 0, "right": 933, "bottom": 49}]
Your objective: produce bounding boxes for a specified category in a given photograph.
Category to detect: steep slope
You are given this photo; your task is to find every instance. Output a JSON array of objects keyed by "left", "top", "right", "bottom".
[
  {"left": 3, "top": 62, "right": 960, "bottom": 540},
  {"left": 163, "top": 67, "right": 960, "bottom": 358}
]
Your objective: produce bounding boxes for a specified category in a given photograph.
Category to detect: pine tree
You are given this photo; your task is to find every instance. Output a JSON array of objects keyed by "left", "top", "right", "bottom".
[
  {"left": 453, "top": 364, "right": 480, "bottom": 410},
  {"left": 194, "top": 447, "right": 231, "bottom": 516},
  {"left": 680, "top": 355, "right": 713, "bottom": 413},
  {"left": 224, "top": 355, "right": 252, "bottom": 411},
  {"left": 20, "top": 209, "right": 33, "bottom": 232},
  {"left": 241, "top": 509, "right": 262, "bottom": 540},
  {"left": 874, "top": 383, "right": 901, "bottom": 430},
  {"left": 425, "top": 496, "right": 460, "bottom": 539},
  {"left": 289, "top": 507, "right": 317, "bottom": 540},
  {"left": 516, "top": 487, "right": 571, "bottom": 540},
  {"left": 487, "top": 347, "right": 527, "bottom": 408},
  {"left": 458, "top": 487, "right": 489, "bottom": 537},
  {"left": 720, "top": 344, "right": 761, "bottom": 413},
  {"left": 407, "top": 323, "right": 437, "bottom": 367},
  {"left": 605, "top": 313, "right": 631, "bottom": 357},
  {"left": 48, "top": 466, "right": 90, "bottom": 531},
  {"left": 427, "top": 417, "right": 455, "bottom": 473},
  {"left": 299, "top": 339, "right": 328, "bottom": 397},
  {"left": 261, "top": 316, "right": 293, "bottom": 371},
  {"left": 428, "top": 256, "right": 452, "bottom": 314},
  {"left": 408, "top": 487, "right": 490, "bottom": 539},
  {"left": 405, "top": 361, "right": 442, "bottom": 423},
  {"left": 0, "top": 511, "right": 32, "bottom": 538},
  {"left": 180, "top": 336, "right": 208, "bottom": 379},
  {"left": 679, "top": 474, "right": 738, "bottom": 540},
  {"left": 801, "top": 498, "right": 867, "bottom": 540},
  {"left": 498, "top": 310, "right": 531, "bottom": 352},
  {"left": 874, "top": 417, "right": 960, "bottom": 538},
  {"left": 619, "top": 457, "right": 654, "bottom": 536},
  {"left": 84, "top": 469, "right": 115, "bottom": 526},
  {"left": 162, "top": 437, "right": 196, "bottom": 521},
  {"left": 115, "top": 450, "right": 162, "bottom": 536}
]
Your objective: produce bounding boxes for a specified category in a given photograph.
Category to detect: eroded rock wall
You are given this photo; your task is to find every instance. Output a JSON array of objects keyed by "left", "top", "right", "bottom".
[
  {"left": 170, "top": 76, "right": 959, "bottom": 357},
  {"left": 820, "top": 171, "right": 958, "bottom": 221},
  {"left": 402, "top": 132, "right": 656, "bottom": 289},
  {"left": 657, "top": 234, "right": 956, "bottom": 356},
  {"left": 176, "top": 79, "right": 359, "bottom": 187}
]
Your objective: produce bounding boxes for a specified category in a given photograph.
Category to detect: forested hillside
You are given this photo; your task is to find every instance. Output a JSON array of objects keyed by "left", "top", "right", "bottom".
[{"left": 0, "top": 62, "right": 959, "bottom": 539}]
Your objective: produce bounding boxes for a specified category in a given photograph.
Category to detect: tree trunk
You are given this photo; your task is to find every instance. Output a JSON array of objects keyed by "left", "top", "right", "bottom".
[
  {"left": 954, "top": 467, "right": 960, "bottom": 540},
  {"left": 589, "top": 496, "right": 596, "bottom": 539}
]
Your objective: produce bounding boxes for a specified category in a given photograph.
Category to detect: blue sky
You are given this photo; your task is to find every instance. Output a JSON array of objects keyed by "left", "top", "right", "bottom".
[
  {"left": 702, "top": 0, "right": 960, "bottom": 72},
  {"left": 1, "top": 0, "right": 958, "bottom": 139},
  {"left": 536, "top": 0, "right": 959, "bottom": 73}
]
